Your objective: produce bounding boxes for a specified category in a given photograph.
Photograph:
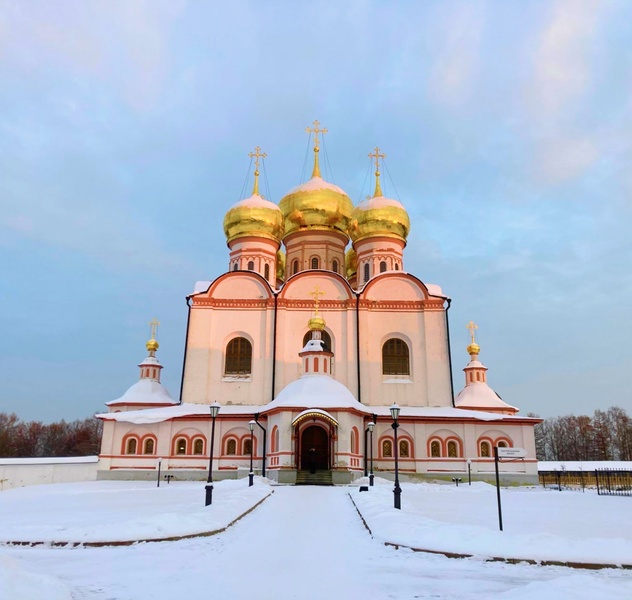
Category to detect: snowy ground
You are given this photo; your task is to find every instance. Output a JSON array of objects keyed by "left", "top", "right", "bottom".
[{"left": 1, "top": 479, "right": 632, "bottom": 599}]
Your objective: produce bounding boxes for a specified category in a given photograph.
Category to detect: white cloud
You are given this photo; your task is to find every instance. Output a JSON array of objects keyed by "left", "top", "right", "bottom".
[{"left": 536, "top": 134, "right": 598, "bottom": 183}]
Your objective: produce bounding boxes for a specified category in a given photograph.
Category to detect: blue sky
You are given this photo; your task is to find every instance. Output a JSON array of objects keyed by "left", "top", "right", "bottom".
[{"left": 1, "top": 0, "right": 631, "bottom": 422}]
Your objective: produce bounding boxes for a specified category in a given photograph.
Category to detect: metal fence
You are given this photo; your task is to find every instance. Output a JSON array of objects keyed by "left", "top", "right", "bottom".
[{"left": 595, "top": 468, "right": 632, "bottom": 497}]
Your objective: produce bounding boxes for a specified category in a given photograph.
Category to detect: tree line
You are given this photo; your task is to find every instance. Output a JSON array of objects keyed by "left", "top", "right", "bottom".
[
  {"left": 531, "top": 406, "right": 632, "bottom": 461},
  {"left": 0, "top": 412, "right": 103, "bottom": 458}
]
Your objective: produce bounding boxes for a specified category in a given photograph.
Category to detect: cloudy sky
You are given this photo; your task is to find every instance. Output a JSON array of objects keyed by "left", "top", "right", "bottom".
[{"left": 1, "top": 0, "right": 631, "bottom": 422}]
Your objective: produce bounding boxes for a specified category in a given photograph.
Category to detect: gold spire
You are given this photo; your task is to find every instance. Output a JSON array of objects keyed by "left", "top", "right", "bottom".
[
  {"left": 248, "top": 146, "right": 267, "bottom": 196},
  {"left": 305, "top": 120, "right": 328, "bottom": 178},
  {"left": 466, "top": 320, "right": 480, "bottom": 355},
  {"left": 368, "top": 146, "right": 386, "bottom": 198},
  {"left": 147, "top": 318, "right": 160, "bottom": 352},
  {"left": 308, "top": 286, "right": 326, "bottom": 330}
]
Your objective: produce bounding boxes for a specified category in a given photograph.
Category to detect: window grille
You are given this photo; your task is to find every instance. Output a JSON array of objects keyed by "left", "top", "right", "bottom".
[
  {"left": 431, "top": 440, "right": 441, "bottom": 457},
  {"left": 143, "top": 438, "right": 154, "bottom": 455},
  {"left": 382, "top": 440, "right": 393, "bottom": 457},
  {"left": 382, "top": 338, "right": 410, "bottom": 375},
  {"left": 193, "top": 438, "right": 204, "bottom": 455},
  {"left": 225, "top": 337, "right": 252, "bottom": 375},
  {"left": 126, "top": 438, "right": 137, "bottom": 454}
]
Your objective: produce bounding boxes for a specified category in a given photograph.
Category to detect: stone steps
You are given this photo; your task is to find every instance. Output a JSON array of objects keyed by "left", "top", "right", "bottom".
[{"left": 295, "top": 470, "right": 333, "bottom": 486}]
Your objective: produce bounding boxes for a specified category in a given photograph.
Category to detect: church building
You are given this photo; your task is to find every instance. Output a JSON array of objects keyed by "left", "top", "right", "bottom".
[{"left": 97, "top": 124, "right": 539, "bottom": 484}]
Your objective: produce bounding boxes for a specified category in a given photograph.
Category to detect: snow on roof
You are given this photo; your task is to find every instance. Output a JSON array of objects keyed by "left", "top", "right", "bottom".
[
  {"left": 287, "top": 176, "right": 347, "bottom": 196},
  {"left": 139, "top": 356, "right": 161, "bottom": 367},
  {"left": 425, "top": 283, "right": 447, "bottom": 298},
  {"left": 463, "top": 360, "right": 487, "bottom": 369},
  {"left": 454, "top": 382, "right": 518, "bottom": 412},
  {"left": 356, "top": 196, "right": 405, "bottom": 210},
  {"left": 106, "top": 379, "right": 176, "bottom": 406},
  {"left": 264, "top": 374, "right": 358, "bottom": 411},
  {"left": 193, "top": 281, "right": 211, "bottom": 294},
  {"left": 0, "top": 456, "right": 99, "bottom": 465},
  {"left": 230, "top": 194, "right": 282, "bottom": 211},
  {"left": 300, "top": 339, "right": 325, "bottom": 353}
]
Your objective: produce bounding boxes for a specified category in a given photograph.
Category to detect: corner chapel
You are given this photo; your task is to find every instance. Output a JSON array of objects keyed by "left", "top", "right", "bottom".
[{"left": 97, "top": 123, "right": 539, "bottom": 483}]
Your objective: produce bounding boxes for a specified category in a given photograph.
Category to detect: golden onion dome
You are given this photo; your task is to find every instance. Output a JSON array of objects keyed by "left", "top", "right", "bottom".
[
  {"left": 350, "top": 195, "right": 410, "bottom": 244},
  {"left": 345, "top": 248, "right": 357, "bottom": 278},
  {"left": 279, "top": 176, "right": 353, "bottom": 239},
  {"left": 308, "top": 315, "right": 326, "bottom": 331},
  {"left": 146, "top": 338, "right": 159, "bottom": 352},
  {"left": 467, "top": 343, "right": 480, "bottom": 356},
  {"left": 223, "top": 194, "right": 284, "bottom": 245}
]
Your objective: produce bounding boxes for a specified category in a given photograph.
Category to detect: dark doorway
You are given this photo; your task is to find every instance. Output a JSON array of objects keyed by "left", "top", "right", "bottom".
[{"left": 300, "top": 425, "right": 329, "bottom": 471}]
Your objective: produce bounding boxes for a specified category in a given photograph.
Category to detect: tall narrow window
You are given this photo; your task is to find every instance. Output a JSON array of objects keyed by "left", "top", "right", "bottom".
[
  {"left": 480, "top": 441, "right": 491, "bottom": 457},
  {"left": 226, "top": 439, "right": 237, "bottom": 455},
  {"left": 247, "top": 260, "right": 254, "bottom": 271},
  {"left": 243, "top": 439, "right": 252, "bottom": 456},
  {"left": 225, "top": 337, "right": 252, "bottom": 375},
  {"left": 382, "top": 440, "right": 393, "bottom": 457},
  {"left": 447, "top": 440, "right": 458, "bottom": 457},
  {"left": 126, "top": 438, "right": 137, "bottom": 455},
  {"left": 264, "top": 263, "right": 270, "bottom": 280},
  {"left": 380, "top": 261, "right": 387, "bottom": 273},
  {"left": 143, "top": 438, "right": 155, "bottom": 455},
  {"left": 176, "top": 438, "right": 187, "bottom": 455},
  {"left": 311, "top": 257, "right": 319, "bottom": 269},
  {"left": 332, "top": 259, "right": 338, "bottom": 273},
  {"left": 395, "top": 263, "right": 399, "bottom": 271},
  {"left": 193, "top": 438, "right": 204, "bottom": 455},
  {"left": 292, "top": 260, "right": 299, "bottom": 275},
  {"left": 497, "top": 440, "right": 508, "bottom": 448},
  {"left": 399, "top": 440, "right": 410, "bottom": 458},
  {"left": 430, "top": 440, "right": 441, "bottom": 457},
  {"left": 233, "top": 263, "right": 238, "bottom": 271},
  {"left": 303, "top": 330, "right": 331, "bottom": 352},
  {"left": 382, "top": 338, "right": 410, "bottom": 375},
  {"left": 364, "top": 263, "right": 370, "bottom": 283}
]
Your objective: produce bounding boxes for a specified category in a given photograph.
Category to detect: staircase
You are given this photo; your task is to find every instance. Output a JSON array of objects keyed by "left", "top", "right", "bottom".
[{"left": 295, "top": 470, "right": 333, "bottom": 486}]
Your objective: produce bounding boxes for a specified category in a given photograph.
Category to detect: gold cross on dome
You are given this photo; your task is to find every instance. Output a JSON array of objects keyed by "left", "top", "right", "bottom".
[
  {"left": 368, "top": 146, "right": 386, "bottom": 197},
  {"left": 466, "top": 320, "right": 478, "bottom": 344},
  {"left": 248, "top": 146, "right": 267, "bottom": 196},
  {"left": 305, "top": 120, "right": 328, "bottom": 151},
  {"left": 149, "top": 317, "right": 160, "bottom": 340},
  {"left": 310, "top": 286, "right": 325, "bottom": 315}
]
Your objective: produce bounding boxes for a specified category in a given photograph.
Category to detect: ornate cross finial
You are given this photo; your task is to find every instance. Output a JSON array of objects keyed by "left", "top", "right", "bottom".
[
  {"left": 305, "top": 120, "right": 328, "bottom": 178},
  {"left": 248, "top": 146, "right": 267, "bottom": 196},
  {"left": 310, "top": 285, "right": 326, "bottom": 315},
  {"left": 368, "top": 146, "right": 386, "bottom": 197},
  {"left": 149, "top": 317, "right": 160, "bottom": 340},
  {"left": 466, "top": 320, "right": 478, "bottom": 344}
]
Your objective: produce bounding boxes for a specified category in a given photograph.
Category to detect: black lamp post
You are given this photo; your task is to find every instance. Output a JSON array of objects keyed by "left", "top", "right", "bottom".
[
  {"left": 390, "top": 403, "right": 401, "bottom": 509},
  {"left": 368, "top": 421, "right": 375, "bottom": 487},
  {"left": 253, "top": 413, "right": 267, "bottom": 477},
  {"left": 467, "top": 458, "right": 472, "bottom": 486},
  {"left": 248, "top": 420, "right": 255, "bottom": 487},
  {"left": 205, "top": 402, "right": 221, "bottom": 506}
]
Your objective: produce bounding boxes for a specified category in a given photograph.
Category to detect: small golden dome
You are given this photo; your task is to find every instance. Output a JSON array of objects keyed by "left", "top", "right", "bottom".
[
  {"left": 308, "top": 315, "right": 326, "bottom": 331},
  {"left": 350, "top": 195, "right": 410, "bottom": 244},
  {"left": 223, "top": 194, "right": 284, "bottom": 245},
  {"left": 279, "top": 177, "right": 353, "bottom": 239},
  {"left": 467, "top": 343, "right": 480, "bottom": 355},
  {"left": 146, "top": 338, "right": 159, "bottom": 352},
  {"left": 345, "top": 248, "right": 357, "bottom": 278}
]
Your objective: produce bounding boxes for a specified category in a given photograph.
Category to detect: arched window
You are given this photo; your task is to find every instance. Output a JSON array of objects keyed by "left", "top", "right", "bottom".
[
  {"left": 292, "top": 260, "right": 299, "bottom": 275},
  {"left": 382, "top": 440, "right": 393, "bottom": 457},
  {"left": 271, "top": 426, "right": 279, "bottom": 452},
  {"left": 226, "top": 439, "right": 237, "bottom": 455},
  {"left": 311, "top": 257, "right": 319, "bottom": 269},
  {"left": 247, "top": 260, "right": 254, "bottom": 271},
  {"left": 303, "top": 330, "right": 331, "bottom": 352},
  {"left": 382, "top": 338, "right": 410, "bottom": 375},
  {"left": 430, "top": 440, "right": 441, "bottom": 457},
  {"left": 143, "top": 438, "right": 155, "bottom": 455},
  {"left": 380, "top": 261, "right": 387, "bottom": 273},
  {"left": 243, "top": 439, "right": 252, "bottom": 455},
  {"left": 233, "top": 263, "right": 238, "bottom": 271},
  {"left": 350, "top": 430, "right": 356, "bottom": 454},
  {"left": 395, "top": 263, "right": 399, "bottom": 271},
  {"left": 225, "top": 337, "right": 252, "bottom": 375},
  {"left": 497, "top": 440, "right": 508, "bottom": 448},
  {"left": 314, "top": 357, "right": 319, "bottom": 372},
  {"left": 176, "top": 438, "right": 187, "bottom": 455},
  {"left": 332, "top": 259, "right": 338, "bottom": 273},
  {"left": 364, "top": 263, "right": 370, "bottom": 283},
  {"left": 399, "top": 440, "right": 410, "bottom": 458},
  {"left": 193, "top": 438, "right": 204, "bottom": 455},
  {"left": 447, "top": 440, "right": 458, "bottom": 457},
  {"left": 126, "top": 438, "right": 137, "bottom": 455},
  {"left": 264, "top": 263, "right": 270, "bottom": 280},
  {"left": 480, "top": 441, "right": 491, "bottom": 457}
]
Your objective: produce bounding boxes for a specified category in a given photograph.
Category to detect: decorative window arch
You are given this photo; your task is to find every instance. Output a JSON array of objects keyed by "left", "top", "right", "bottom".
[
  {"left": 247, "top": 260, "right": 255, "bottom": 271},
  {"left": 380, "top": 260, "right": 387, "bottom": 273},
  {"left": 292, "top": 260, "right": 299, "bottom": 275},
  {"left": 175, "top": 438, "right": 187, "bottom": 455},
  {"left": 430, "top": 440, "right": 441, "bottom": 457},
  {"left": 332, "top": 259, "right": 338, "bottom": 273},
  {"left": 126, "top": 437, "right": 138, "bottom": 455},
  {"left": 143, "top": 437, "right": 155, "bottom": 455},
  {"left": 395, "top": 263, "right": 399, "bottom": 271},
  {"left": 399, "top": 439, "right": 410, "bottom": 458},
  {"left": 364, "top": 263, "right": 370, "bottom": 283},
  {"left": 382, "top": 439, "right": 393, "bottom": 457},
  {"left": 243, "top": 438, "right": 252, "bottom": 456},
  {"left": 480, "top": 441, "right": 491, "bottom": 457},
  {"left": 311, "top": 256, "right": 319, "bottom": 269},
  {"left": 193, "top": 438, "right": 205, "bottom": 455},
  {"left": 233, "top": 263, "right": 238, "bottom": 271},
  {"left": 303, "top": 330, "right": 331, "bottom": 352},
  {"left": 350, "top": 427, "right": 360, "bottom": 454},
  {"left": 497, "top": 440, "right": 508, "bottom": 448},
  {"left": 226, "top": 438, "right": 237, "bottom": 455},
  {"left": 264, "top": 263, "right": 270, "bottom": 280},
  {"left": 271, "top": 426, "right": 279, "bottom": 453},
  {"left": 447, "top": 440, "right": 458, "bottom": 457},
  {"left": 225, "top": 337, "right": 252, "bottom": 375},
  {"left": 382, "top": 338, "right": 410, "bottom": 375}
]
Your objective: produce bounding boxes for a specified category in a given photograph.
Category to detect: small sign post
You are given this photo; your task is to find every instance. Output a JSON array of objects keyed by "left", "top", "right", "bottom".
[{"left": 493, "top": 447, "right": 526, "bottom": 531}]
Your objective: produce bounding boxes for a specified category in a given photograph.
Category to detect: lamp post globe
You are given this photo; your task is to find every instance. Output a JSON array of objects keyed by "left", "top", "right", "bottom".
[
  {"left": 248, "top": 420, "right": 255, "bottom": 487},
  {"left": 390, "top": 403, "right": 402, "bottom": 509},
  {"left": 205, "top": 402, "right": 221, "bottom": 506}
]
